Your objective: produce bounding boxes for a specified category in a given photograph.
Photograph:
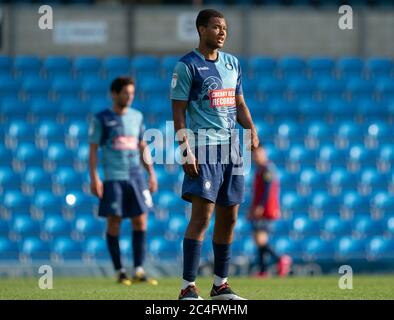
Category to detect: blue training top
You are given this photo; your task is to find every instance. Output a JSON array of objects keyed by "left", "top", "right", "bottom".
[
  {"left": 170, "top": 49, "right": 243, "bottom": 147},
  {"left": 88, "top": 108, "right": 144, "bottom": 181}
]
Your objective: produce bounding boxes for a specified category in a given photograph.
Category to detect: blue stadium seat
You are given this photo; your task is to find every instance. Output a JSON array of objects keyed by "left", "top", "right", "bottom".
[
  {"left": 0, "top": 166, "right": 21, "bottom": 191},
  {"left": 335, "top": 121, "right": 365, "bottom": 146},
  {"left": 359, "top": 167, "right": 388, "bottom": 193},
  {"left": 74, "top": 56, "right": 102, "bottom": 78},
  {"left": 321, "top": 215, "right": 352, "bottom": 239},
  {"left": 73, "top": 215, "right": 105, "bottom": 239},
  {"left": 303, "top": 236, "right": 335, "bottom": 262},
  {"left": 43, "top": 56, "right": 73, "bottom": 79},
  {"left": 267, "top": 99, "right": 298, "bottom": 121},
  {"left": 378, "top": 144, "right": 394, "bottom": 170},
  {"left": 299, "top": 168, "right": 327, "bottom": 194},
  {"left": 137, "top": 76, "right": 168, "bottom": 97},
  {"left": 0, "top": 97, "right": 29, "bottom": 120},
  {"left": 335, "top": 236, "right": 367, "bottom": 260},
  {"left": 14, "top": 143, "right": 44, "bottom": 167},
  {"left": 272, "top": 236, "right": 303, "bottom": 261},
  {"left": 316, "top": 77, "right": 346, "bottom": 101},
  {"left": 356, "top": 99, "right": 387, "bottom": 121},
  {"left": 372, "top": 191, "right": 394, "bottom": 215},
  {"left": 307, "top": 57, "right": 335, "bottom": 78},
  {"left": 167, "top": 214, "right": 188, "bottom": 237},
  {"left": 305, "top": 121, "right": 334, "bottom": 148},
  {"left": 41, "top": 215, "right": 72, "bottom": 240},
  {"left": 80, "top": 77, "right": 110, "bottom": 100},
  {"left": 384, "top": 215, "right": 394, "bottom": 237},
  {"left": 367, "top": 236, "right": 394, "bottom": 260},
  {"left": 45, "top": 143, "right": 75, "bottom": 167},
  {"left": 365, "top": 57, "right": 393, "bottom": 79},
  {"left": 14, "top": 55, "right": 42, "bottom": 78},
  {"left": 291, "top": 215, "right": 321, "bottom": 239},
  {"left": 103, "top": 56, "right": 131, "bottom": 81},
  {"left": 277, "top": 170, "right": 299, "bottom": 191},
  {"left": 281, "top": 191, "right": 308, "bottom": 216},
  {"left": 375, "top": 78, "right": 394, "bottom": 101},
  {"left": 249, "top": 56, "right": 277, "bottom": 79},
  {"left": 328, "top": 168, "right": 358, "bottom": 193},
  {"left": 148, "top": 236, "right": 180, "bottom": 260},
  {"left": 342, "top": 192, "right": 371, "bottom": 215},
  {"left": 311, "top": 191, "right": 341, "bottom": 214},
  {"left": 257, "top": 79, "right": 285, "bottom": 100},
  {"left": 7, "top": 120, "right": 36, "bottom": 144},
  {"left": 1, "top": 190, "right": 30, "bottom": 214},
  {"left": 36, "top": 120, "right": 65, "bottom": 145},
  {"left": 21, "top": 76, "right": 51, "bottom": 100},
  {"left": 83, "top": 236, "right": 110, "bottom": 260},
  {"left": 0, "top": 75, "right": 21, "bottom": 100},
  {"left": 161, "top": 55, "right": 181, "bottom": 77},
  {"left": 10, "top": 214, "right": 41, "bottom": 239},
  {"left": 264, "top": 145, "right": 286, "bottom": 167},
  {"left": 318, "top": 145, "right": 348, "bottom": 170},
  {"left": 0, "top": 55, "right": 12, "bottom": 75},
  {"left": 287, "top": 144, "right": 317, "bottom": 170},
  {"left": 0, "top": 237, "right": 19, "bottom": 260},
  {"left": 337, "top": 57, "right": 364, "bottom": 79},
  {"left": 271, "top": 220, "right": 291, "bottom": 236},
  {"left": 23, "top": 166, "right": 53, "bottom": 190},
  {"left": 119, "top": 235, "right": 132, "bottom": 257},
  {"left": 327, "top": 98, "right": 356, "bottom": 121},
  {"left": 89, "top": 97, "right": 112, "bottom": 115},
  {"left": 59, "top": 97, "right": 91, "bottom": 120},
  {"left": 155, "top": 191, "right": 182, "bottom": 211},
  {"left": 366, "top": 121, "right": 393, "bottom": 146},
  {"left": 30, "top": 98, "right": 60, "bottom": 120},
  {"left": 52, "top": 237, "right": 83, "bottom": 260},
  {"left": 54, "top": 166, "right": 85, "bottom": 190},
  {"left": 131, "top": 55, "right": 161, "bottom": 79},
  {"left": 287, "top": 78, "right": 316, "bottom": 100},
  {"left": 64, "top": 191, "right": 94, "bottom": 212},
  {"left": 20, "top": 236, "right": 51, "bottom": 261},
  {"left": 347, "top": 78, "right": 375, "bottom": 100},
  {"left": 297, "top": 98, "right": 326, "bottom": 121},
  {"left": 0, "top": 145, "right": 12, "bottom": 167},
  {"left": 65, "top": 120, "right": 88, "bottom": 145},
  {"left": 352, "top": 215, "right": 384, "bottom": 239},
  {"left": 348, "top": 144, "right": 378, "bottom": 169},
  {"left": 51, "top": 76, "right": 81, "bottom": 100},
  {"left": 32, "top": 190, "right": 63, "bottom": 214},
  {"left": 278, "top": 56, "right": 306, "bottom": 79}
]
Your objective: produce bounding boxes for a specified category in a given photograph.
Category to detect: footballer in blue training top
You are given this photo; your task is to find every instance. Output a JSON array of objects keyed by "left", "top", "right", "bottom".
[
  {"left": 89, "top": 77, "right": 158, "bottom": 286},
  {"left": 171, "top": 9, "right": 259, "bottom": 300}
]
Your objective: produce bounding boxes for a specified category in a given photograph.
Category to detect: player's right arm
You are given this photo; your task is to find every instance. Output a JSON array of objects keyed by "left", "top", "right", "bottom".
[
  {"left": 88, "top": 116, "right": 103, "bottom": 199},
  {"left": 170, "top": 61, "right": 199, "bottom": 177},
  {"left": 89, "top": 143, "right": 103, "bottom": 199}
]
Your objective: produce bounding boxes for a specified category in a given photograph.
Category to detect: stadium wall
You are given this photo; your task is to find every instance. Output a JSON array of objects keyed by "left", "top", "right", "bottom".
[{"left": 1, "top": 4, "right": 393, "bottom": 57}]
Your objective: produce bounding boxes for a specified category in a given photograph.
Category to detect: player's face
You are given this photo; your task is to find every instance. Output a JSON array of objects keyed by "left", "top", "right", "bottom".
[
  {"left": 113, "top": 84, "right": 135, "bottom": 109},
  {"left": 200, "top": 17, "right": 227, "bottom": 50}
]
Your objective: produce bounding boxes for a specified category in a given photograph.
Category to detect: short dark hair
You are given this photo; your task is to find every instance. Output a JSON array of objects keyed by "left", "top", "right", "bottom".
[
  {"left": 195, "top": 9, "right": 225, "bottom": 37},
  {"left": 110, "top": 76, "right": 135, "bottom": 94}
]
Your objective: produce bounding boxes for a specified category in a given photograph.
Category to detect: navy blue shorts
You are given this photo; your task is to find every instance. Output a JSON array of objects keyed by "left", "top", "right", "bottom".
[
  {"left": 251, "top": 219, "right": 273, "bottom": 233},
  {"left": 182, "top": 144, "right": 245, "bottom": 206},
  {"left": 98, "top": 171, "right": 152, "bottom": 219}
]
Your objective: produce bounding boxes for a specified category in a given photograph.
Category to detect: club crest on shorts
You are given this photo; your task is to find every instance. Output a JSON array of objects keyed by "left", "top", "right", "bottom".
[{"left": 204, "top": 180, "right": 212, "bottom": 190}]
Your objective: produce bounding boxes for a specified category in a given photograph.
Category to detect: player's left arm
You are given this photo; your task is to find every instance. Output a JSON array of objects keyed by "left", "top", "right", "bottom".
[
  {"left": 139, "top": 140, "right": 158, "bottom": 193},
  {"left": 236, "top": 94, "right": 259, "bottom": 150}
]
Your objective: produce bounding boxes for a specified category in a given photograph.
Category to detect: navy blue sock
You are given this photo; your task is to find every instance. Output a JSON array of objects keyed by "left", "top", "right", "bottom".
[
  {"left": 132, "top": 230, "right": 146, "bottom": 268},
  {"left": 106, "top": 233, "right": 122, "bottom": 271},
  {"left": 183, "top": 238, "right": 202, "bottom": 282},
  {"left": 213, "top": 242, "right": 231, "bottom": 278}
]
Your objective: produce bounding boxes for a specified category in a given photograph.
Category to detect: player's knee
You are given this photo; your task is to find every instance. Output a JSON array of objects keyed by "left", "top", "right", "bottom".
[
  {"left": 132, "top": 214, "right": 147, "bottom": 231},
  {"left": 107, "top": 216, "right": 121, "bottom": 236},
  {"left": 190, "top": 216, "right": 210, "bottom": 232}
]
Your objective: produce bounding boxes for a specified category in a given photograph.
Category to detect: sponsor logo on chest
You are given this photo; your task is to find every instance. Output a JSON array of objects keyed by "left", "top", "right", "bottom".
[{"left": 208, "top": 88, "right": 236, "bottom": 108}]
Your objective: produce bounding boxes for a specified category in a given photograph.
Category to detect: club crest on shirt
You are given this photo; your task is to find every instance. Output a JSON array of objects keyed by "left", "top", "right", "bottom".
[{"left": 225, "top": 63, "right": 233, "bottom": 70}]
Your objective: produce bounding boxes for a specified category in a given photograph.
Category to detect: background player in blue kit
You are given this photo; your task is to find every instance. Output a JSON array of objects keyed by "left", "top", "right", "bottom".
[
  {"left": 171, "top": 9, "right": 259, "bottom": 300},
  {"left": 89, "top": 77, "right": 158, "bottom": 286}
]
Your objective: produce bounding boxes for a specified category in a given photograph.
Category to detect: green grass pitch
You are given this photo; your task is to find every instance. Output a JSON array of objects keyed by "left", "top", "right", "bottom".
[{"left": 0, "top": 275, "right": 393, "bottom": 300}]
